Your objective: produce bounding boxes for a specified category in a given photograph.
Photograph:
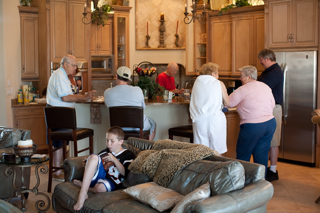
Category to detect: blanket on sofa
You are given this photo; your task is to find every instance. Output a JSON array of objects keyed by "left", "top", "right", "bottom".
[{"left": 128, "top": 139, "right": 218, "bottom": 187}]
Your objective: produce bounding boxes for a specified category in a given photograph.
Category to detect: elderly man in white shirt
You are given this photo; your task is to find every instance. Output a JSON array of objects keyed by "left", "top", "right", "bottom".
[{"left": 47, "top": 54, "right": 95, "bottom": 176}]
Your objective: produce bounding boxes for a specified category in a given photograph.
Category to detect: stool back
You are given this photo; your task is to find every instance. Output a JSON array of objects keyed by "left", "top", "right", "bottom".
[
  {"left": 44, "top": 106, "right": 77, "bottom": 130},
  {"left": 109, "top": 106, "right": 144, "bottom": 129}
]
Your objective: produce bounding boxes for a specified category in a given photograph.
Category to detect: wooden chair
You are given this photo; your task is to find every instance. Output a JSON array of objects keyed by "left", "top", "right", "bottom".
[
  {"left": 168, "top": 125, "right": 193, "bottom": 143},
  {"left": 109, "top": 106, "right": 150, "bottom": 140},
  {"left": 311, "top": 109, "right": 320, "bottom": 203},
  {"left": 44, "top": 106, "right": 94, "bottom": 193}
]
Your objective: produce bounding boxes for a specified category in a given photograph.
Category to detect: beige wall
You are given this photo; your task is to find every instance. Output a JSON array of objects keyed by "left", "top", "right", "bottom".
[
  {"left": 0, "top": 0, "right": 21, "bottom": 127},
  {"left": 128, "top": 1, "right": 186, "bottom": 69}
]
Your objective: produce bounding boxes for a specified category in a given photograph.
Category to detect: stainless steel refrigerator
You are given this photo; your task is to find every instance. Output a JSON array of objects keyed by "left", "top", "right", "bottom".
[{"left": 275, "top": 51, "right": 317, "bottom": 164}]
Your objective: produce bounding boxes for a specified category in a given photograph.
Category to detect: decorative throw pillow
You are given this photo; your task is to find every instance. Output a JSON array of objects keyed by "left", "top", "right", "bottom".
[
  {"left": 171, "top": 182, "right": 211, "bottom": 213},
  {"left": 123, "top": 182, "right": 183, "bottom": 212}
]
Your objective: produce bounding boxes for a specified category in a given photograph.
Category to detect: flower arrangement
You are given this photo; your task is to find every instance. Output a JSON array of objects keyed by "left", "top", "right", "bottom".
[
  {"left": 135, "top": 67, "right": 157, "bottom": 77},
  {"left": 20, "top": 0, "right": 32, "bottom": 6},
  {"left": 134, "top": 66, "right": 164, "bottom": 99},
  {"left": 92, "top": 0, "right": 112, "bottom": 26}
]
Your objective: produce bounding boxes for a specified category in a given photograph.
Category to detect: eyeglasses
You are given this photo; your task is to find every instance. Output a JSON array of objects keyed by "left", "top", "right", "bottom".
[{"left": 67, "top": 62, "right": 77, "bottom": 68}]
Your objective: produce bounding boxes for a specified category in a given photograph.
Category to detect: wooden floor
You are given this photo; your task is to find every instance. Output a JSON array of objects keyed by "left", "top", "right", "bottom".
[{"left": 6, "top": 161, "right": 320, "bottom": 213}]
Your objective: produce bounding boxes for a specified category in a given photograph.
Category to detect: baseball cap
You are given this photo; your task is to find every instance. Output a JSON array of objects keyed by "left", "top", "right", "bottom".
[{"left": 116, "top": 66, "right": 132, "bottom": 81}]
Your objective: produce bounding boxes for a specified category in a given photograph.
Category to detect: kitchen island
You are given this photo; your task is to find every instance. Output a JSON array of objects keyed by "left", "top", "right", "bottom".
[{"left": 11, "top": 99, "right": 240, "bottom": 158}]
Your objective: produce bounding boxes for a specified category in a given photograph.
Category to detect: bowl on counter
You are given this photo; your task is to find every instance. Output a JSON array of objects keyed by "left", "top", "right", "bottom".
[{"left": 34, "top": 98, "right": 46, "bottom": 104}]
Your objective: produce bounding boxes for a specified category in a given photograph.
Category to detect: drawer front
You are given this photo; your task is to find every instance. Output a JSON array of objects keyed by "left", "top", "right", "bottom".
[{"left": 14, "top": 107, "right": 45, "bottom": 116}]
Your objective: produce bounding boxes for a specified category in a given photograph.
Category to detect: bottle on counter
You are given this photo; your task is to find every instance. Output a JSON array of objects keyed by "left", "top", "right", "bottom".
[
  {"left": 23, "top": 88, "right": 29, "bottom": 104},
  {"left": 28, "top": 86, "right": 33, "bottom": 102},
  {"left": 17, "top": 89, "right": 23, "bottom": 104}
]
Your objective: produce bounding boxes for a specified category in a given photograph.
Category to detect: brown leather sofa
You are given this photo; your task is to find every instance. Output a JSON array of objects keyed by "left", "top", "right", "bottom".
[
  {"left": 0, "top": 127, "right": 31, "bottom": 199},
  {"left": 52, "top": 137, "right": 274, "bottom": 213}
]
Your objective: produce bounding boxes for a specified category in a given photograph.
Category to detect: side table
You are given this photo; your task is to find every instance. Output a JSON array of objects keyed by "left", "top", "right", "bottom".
[{"left": 0, "top": 156, "right": 50, "bottom": 212}]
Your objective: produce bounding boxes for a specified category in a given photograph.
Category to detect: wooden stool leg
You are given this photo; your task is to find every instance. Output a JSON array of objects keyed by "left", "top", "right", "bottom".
[
  {"left": 73, "top": 139, "right": 78, "bottom": 157},
  {"left": 47, "top": 137, "right": 53, "bottom": 193},
  {"left": 89, "top": 135, "right": 94, "bottom": 154}
]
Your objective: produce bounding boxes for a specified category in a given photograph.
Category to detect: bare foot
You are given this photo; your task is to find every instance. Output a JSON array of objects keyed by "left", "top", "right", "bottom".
[
  {"left": 73, "top": 192, "right": 88, "bottom": 211},
  {"left": 73, "top": 179, "right": 83, "bottom": 187}
]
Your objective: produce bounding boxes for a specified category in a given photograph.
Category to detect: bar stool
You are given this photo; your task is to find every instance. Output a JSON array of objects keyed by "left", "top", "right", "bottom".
[
  {"left": 168, "top": 125, "right": 193, "bottom": 143},
  {"left": 44, "top": 106, "right": 94, "bottom": 192},
  {"left": 109, "top": 106, "right": 150, "bottom": 140}
]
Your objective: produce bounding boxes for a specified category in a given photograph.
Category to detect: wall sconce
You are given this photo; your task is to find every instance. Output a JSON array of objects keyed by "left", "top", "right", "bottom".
[{"left": 184, "top": 0, "right": 209, "bottom": 24}]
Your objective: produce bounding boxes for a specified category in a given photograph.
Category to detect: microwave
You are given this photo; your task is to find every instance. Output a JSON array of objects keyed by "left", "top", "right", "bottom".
[{"left": 91, "top": 56, "right": 113, "bottom": 72}]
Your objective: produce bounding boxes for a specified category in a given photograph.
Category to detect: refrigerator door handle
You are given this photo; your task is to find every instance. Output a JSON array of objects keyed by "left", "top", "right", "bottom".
[{"left": 283, "top": 63, "right": 288, "bottom": 125}]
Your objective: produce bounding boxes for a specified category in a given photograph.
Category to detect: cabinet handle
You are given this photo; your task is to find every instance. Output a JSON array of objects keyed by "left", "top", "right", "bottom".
[
  {"left": 288, "top": 34, "right": 291, "bottom": 42},
  {"left": 22, "top": 65, "right": 25, "bottom": 71},
  {"left": 291, "top": 34, "right": 294, "bottom": 42}
]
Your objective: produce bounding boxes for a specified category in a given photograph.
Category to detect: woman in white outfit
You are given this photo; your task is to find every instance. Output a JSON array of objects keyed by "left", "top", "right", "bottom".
[{"left": 189, "top": 63, "right": 230, "bottom": 154}]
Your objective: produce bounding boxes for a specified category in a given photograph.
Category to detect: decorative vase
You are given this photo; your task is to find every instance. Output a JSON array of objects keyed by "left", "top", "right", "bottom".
[{"left": 123, "top": 0, "right": 129, "bottom": 6}]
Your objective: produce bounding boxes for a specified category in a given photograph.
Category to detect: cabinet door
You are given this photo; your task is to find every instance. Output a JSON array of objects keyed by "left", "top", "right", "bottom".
[
  {"left": 98, "top": 19, "right": 113, "bottom": 55},
  {"left": 13, "top": 107, "right": 48, "bottom": 154},
  {"left": 194, "top": 14, "right": 207, "bottom": 73},
  {"left": 292, "top": 0, "right": 318, "bottom": 47},
  {"left": 268, "top": 0, "right": 291, "bottom": 48},
  {"left": 51, "top": 0, "right": 68, "bottom": 62},
  {"left": 20, "top": 12, "right": 39, "bottom": 80},
  {"left": 185, "top": 19, "right": 196, "bottom": 75},
  {"left": 253, "top": 14, "right": 265, "bottom": 74},
  {"left": 68, "top": 0, "right": 87, "bottom": 61},
  {"left": 232, "top": 14, "right": 253, "bottom": 76},
  {"left": 209, "top": 16, "right": 232, "bottom": 76},
  {"left": 90, "top": 23, "right": 98, "bottom": 54},
  {"left": 114, "top": 14, "right": 129, "bottom": 69}
]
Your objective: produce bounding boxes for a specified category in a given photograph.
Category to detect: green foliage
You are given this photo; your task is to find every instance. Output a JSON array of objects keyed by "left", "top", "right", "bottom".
[
  {"left": 219, "top": 0, "right": 251, "bottom": 16},
  {"left": 20, "top": 0, "right": 32, "bottom": 6},
  {"left": 91, "top": 5, "right": 112, "bottom": 26},
  {"left": 136, "top": 76, "right": 164, "bottom": 100}
]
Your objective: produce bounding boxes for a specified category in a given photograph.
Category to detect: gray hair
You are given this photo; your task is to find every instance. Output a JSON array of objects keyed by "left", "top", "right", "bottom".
[
  {"left": 258, "top": 49, "right": 276, "bottom": 62},
  {"left": 239, "top": 65, "right": 257, "bottom": 80},
  {"left": 60, "top": 55, "right": 74, "bottom": 66}
]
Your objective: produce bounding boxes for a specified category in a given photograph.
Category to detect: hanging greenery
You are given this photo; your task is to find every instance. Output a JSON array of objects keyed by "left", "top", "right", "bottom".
[
  {"left": 92, "top": 0, "right": 113, "bottom": 26},
  {"left": 219, "top": 0, "right": 251, "bottom": 16}
]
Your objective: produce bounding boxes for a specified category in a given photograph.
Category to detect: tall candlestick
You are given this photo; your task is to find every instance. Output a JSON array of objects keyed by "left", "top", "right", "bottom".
[
  {"left": 185, "top": 4, "right": 187, "bottom": 13},
  {"left": 84, "top": 2, "right": 87, "bottom": 13},
  {"left": 176, "top": 20, "right": 179, "bottom": 34},
  {"left": 192, "top": 0, "right": 195, "bottom": 11},
  {"left": 160, "top": 13, "right": 164, "bottom": 21},
  {"left": 147, "top": 21, "right": 149, "bottom": 36}
]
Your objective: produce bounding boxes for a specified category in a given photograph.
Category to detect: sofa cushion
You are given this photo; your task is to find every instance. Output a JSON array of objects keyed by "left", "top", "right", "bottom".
[
  {"left": 53, "top": 182, "right": 133, "bottom": 212},
  {"left": 0, "top": 128, "right": 21, "bottom": 148},
  {"left": 171, "top": 182, "right": 211, "bottom": 213},
  {"left": 122, "top": 171, "right": 151, "bottom": 188},
  {"left": 124, "top": 182, "right": 183, "bottom": 212},
  {"left": 168, "top": 160, "right": 245, "bottom": 196}
]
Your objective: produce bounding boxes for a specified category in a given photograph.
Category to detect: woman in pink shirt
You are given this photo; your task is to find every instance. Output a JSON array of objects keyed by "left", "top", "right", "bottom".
[{"left": 228, "top": 65, "right": 276, "bottom": 177}]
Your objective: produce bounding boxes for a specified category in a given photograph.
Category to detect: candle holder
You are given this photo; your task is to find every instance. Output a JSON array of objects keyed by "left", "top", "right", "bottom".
[
  {"left": 174, "top": 34, "right": 180, "bottom": 47},
  {"left": 145, "top": 35, "right": 151, "bottom": 48},
  {"left": 158, "top": 20, "right": 166, "bottom": 48}
]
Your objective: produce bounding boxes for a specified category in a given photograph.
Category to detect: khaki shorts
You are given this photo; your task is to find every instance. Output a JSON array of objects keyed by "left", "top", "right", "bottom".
[{"left": 271, "top": 104, "right": 282, "bottom": 147}]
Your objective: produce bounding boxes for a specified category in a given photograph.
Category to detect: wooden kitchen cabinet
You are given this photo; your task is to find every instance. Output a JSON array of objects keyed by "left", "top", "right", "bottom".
[
  {"left": 50, "top": 0, "right": 89, "bottom": 62},
  {"left": 12, "top": 104, "right": 48, "bottom": 154},
  {"left": 91, "top": 19, "right": 113, "bottom": 55},
  {"left": 265, "top": 0, "right": 318, "bottom": 48},
  {"left": 224, "top": 112, "right": 240, "bottom": 159},
  {"left": 209, "top": 6, "right": 264, "bottom": 77},
  {"left": 18, "top": 6, "right": 39, "bottom": 80},
  {"left": 113, "top": 11, "right": 130, "bottom": 69}
]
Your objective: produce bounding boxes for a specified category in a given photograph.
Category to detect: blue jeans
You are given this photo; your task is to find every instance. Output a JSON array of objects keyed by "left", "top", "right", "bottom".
[{"left": 236, "top": 118, "right": 276, "bottom": 177}]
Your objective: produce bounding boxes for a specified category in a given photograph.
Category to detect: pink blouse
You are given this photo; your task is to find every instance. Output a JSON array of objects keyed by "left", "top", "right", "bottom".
[{"left": 228, "top": 81, "right": 275, "bottom": 125}]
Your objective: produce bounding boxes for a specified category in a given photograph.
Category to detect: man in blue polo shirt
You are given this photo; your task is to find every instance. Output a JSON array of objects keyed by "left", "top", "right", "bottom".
[
  {"left": 47, "top": 54, "right": 95, "bottom": 176},
  {"left": 258, "top": 49, "right": 284, "bottom": 182}
]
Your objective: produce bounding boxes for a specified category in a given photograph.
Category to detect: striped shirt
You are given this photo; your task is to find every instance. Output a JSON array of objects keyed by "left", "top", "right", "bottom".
[{"left": 47, "top": 67, "right": 75, "bottom": 107}]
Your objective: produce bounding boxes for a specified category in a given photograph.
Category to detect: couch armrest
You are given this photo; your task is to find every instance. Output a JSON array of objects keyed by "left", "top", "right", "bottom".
[
  {"left": 63, "top": 156, "right": 87, "bottom": 182},
  {"left": 186, "top": 180, "right": 273, "bottom": 213}
]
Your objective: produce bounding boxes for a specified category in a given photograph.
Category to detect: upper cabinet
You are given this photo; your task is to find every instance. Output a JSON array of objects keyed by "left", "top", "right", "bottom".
[
  {"left": 185, "top": 11, "right": 208, "bottom": 76},
  {"left": 113, "top": 10, "right": 130, "bottom": 70},
  {"left": 50, "top": 0, "right": 89, "bottom": 62},
  {"left": 91, "top": 19, "right": 113, "bottom": 56},
  {"left": 19, "top": 6, "right": 39, "bottom": 80},
  {"left": 209, "top": 6, "right": 264, "bottom": 77},
  {"left": 265, "top": 0, "right": 318, "bottom": 48}
]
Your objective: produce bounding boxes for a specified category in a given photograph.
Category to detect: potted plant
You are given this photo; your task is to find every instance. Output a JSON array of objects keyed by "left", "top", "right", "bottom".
[
  {"left": 219, "top": 0, "right": 251, "bottom": 15},
  {"left": 92, "top": 0, "right": 112, "bottom": 26},
  {"left": 134, "top": 67, "right": 164, "bottom": 100},
  {"left": 20, "top": 0, "right": 32, "bottom": 7}
]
